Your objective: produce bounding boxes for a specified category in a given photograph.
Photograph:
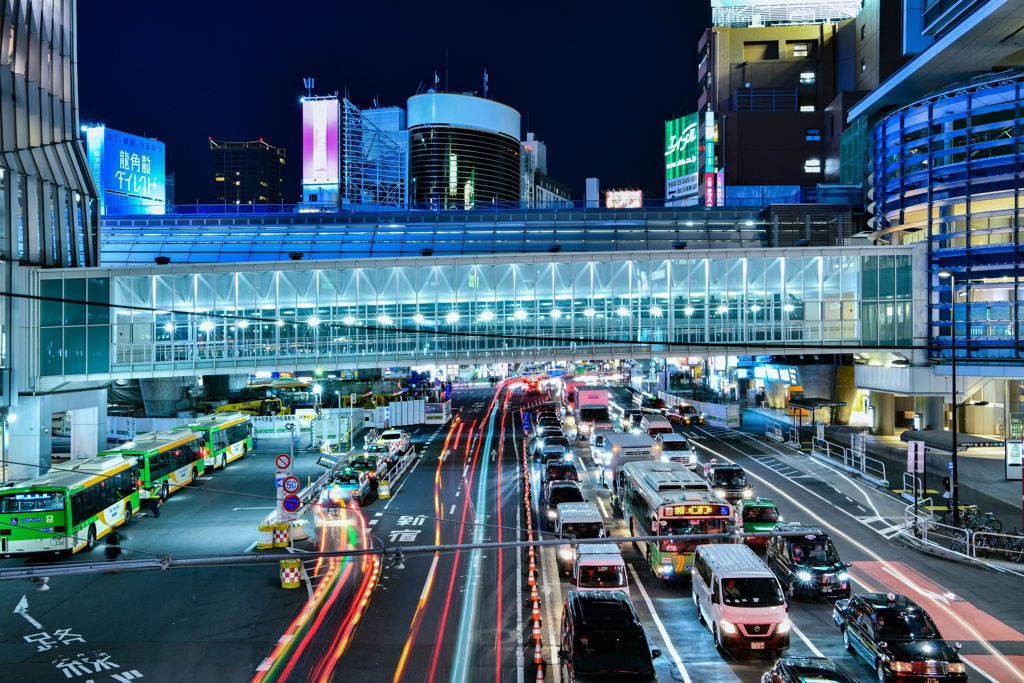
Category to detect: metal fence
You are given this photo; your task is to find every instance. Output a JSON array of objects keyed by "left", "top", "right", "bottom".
[{"left": 809, "top": 437, "right": 888, "bottom": 487}]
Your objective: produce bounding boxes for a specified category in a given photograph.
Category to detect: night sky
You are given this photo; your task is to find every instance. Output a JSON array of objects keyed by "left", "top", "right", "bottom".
[{"left": 77, "top": 1, "right": 710, "bottom": 205}]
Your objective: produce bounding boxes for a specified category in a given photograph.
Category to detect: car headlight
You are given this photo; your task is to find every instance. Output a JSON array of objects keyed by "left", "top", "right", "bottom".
[
  {"left": 547, "top": 510, "right": 557, "bottom": 519},
  {"left": 891, "top": 661, "right": 914, "bottom": 674},
  {"left": 716, "top": 489, "right": 726, "bottom": 498},
  {"left": 776, "top": 618, "right": 792, "bottom": 634},
  {"left": 742, "top": 489, "right": 753, "bottom": 498},
  {"left": 559, "top": 549, "right": 575, "bottom": 560},
  {"left": 797, "top": 571, "right": 813, "bottom": 582},
  {"left": 948, "top": 663, "right": 966, "bottom": 674},
  {"left": 719, "top": 619, "right": 737, "bottom": 634},
  {"left": 837, "top": 572, "right": 850, "bottom": 581}
]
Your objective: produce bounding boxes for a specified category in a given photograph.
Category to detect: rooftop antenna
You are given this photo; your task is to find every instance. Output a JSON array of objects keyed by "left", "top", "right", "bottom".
[
  {"left": 483, "top": 69, "right": 488, "bottom": 99},
  {"left": 433, "top": 71, "right": 439, "bottom": 90},
  {"left": 302, "top": 77, "right": 314, "bottom": 98},
  {"left": 445, "top": 49, "right": 448, "bottom": 92}
]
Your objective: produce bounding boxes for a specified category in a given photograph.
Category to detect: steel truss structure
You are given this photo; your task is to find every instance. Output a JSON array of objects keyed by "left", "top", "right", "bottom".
[{"left": 342, "top": 99, "right": 407, "bottom": 209}]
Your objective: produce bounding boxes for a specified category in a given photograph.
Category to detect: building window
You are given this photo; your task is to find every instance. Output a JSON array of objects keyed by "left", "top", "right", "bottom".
[
  {"left": 793, "top": 43, "right": 809, "bottom": 58},
  {"left": 861, "top": 58, "right": 867, "bottom": 72},
  {"left": 800, "top": 71, "right": 815, "bottom": 84},
  {"left": 861, "top": 24, "right": 866, "bottom": 41},
  {"left": 800, "top": 105, "right": 815, "bottom": 112},
  {"left": 806, "top": 128, "right": 822, "bottom": 141},
  {"left": 805, "top": 159, "right": 821, "bottom": 173}
]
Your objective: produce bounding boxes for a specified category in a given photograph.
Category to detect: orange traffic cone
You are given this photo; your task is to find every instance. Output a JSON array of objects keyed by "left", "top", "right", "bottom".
[
  {"left": 528, "top": 545, "right": 535, "bottom": 560},
  {"left": 528, "top": 529, "right": 534, "bottom": 542},
  {"left": 532, "top": 616, "right": 542, "bottom": 643},
  {"left": 528, "top": 553, "right": 536, "bottom": 575},
  {"left": 530, "top": 581, "right": 539, "bottom": 604},
  {"left": 532, "top": 599, "right": 541, "bottom": 623},
  {"left": 536, "top": 664, "right": 544, "bottom": 681},
  {"left": 528, "top": 568, "right": 536, "bottom": 586},
  {"left": 534, "top": 639, "right": 544, "bottom": 664}
]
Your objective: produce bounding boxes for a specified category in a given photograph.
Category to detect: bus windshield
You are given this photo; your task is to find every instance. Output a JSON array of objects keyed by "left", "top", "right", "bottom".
[
  {"left": 0, "top": 492, "right": 63, "bottom": 513},
  {"left": 660, "top": 518, "right": 728, "bottom": 551}
]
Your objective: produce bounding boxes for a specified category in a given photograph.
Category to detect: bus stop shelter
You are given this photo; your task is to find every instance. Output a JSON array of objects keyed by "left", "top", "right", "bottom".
[
  {"left": 786, "top": 396, "right": 847, "bottom": 449},
  {"left": 899, "top": 430, "right": 1004, "bottom": 452}
]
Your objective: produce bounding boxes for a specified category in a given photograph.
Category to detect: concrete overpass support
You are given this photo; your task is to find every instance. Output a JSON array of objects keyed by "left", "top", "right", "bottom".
[
  {"left": 140, "top": 377, "right": 194, "bottom": 417},
  {"left": 916, "top": 395, "right": 945, "bottom": 431},
  {"left": 203, "top": 374, "right": 249, "bottom": 398},
  {"left": 795, "top": 364, "right": 857, "bottom": 425},
  {"left": 871, "top": 391, "right": 895, "bottom": 436}
]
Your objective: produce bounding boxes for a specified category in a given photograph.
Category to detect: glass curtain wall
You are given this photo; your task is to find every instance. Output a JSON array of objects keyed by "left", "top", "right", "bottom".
[{"left": 36, "top": 251, "right": 912, "bottom": 378}]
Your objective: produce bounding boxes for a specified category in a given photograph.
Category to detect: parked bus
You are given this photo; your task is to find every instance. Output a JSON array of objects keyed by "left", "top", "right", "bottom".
[
  {"left": 0, "top": 454, "right": 139, "bottom": 557},
  {"left": 182, "top": 412, "right": 252, "bottom": 470},
  {"left": 617, "top": 460, "right": 732, "bottom": 579},
  {"left": 98, "top": 429, "right": 206, "bottom": 502}
]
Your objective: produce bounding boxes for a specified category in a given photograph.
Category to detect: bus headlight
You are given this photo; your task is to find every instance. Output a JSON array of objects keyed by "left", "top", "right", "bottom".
[
  {"left": 716, "top": 489, "right": 726, "bottom": 498},
  {"left": 777, "top": 618, "right": 792, "bottom": 634},
  {"left": 719, "top": 620, "right": 737, "bottom": 634},
  {"left": 742, "top": 489, "right": 753, "bottom": 498}
]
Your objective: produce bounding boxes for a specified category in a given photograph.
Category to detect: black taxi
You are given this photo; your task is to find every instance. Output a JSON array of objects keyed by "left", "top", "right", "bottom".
[
  {"left": 833, "top": 592, "right": 967, "bottom": 682},
  {"left": 767, "top": 523, "right": 851, "bottom": 599}
]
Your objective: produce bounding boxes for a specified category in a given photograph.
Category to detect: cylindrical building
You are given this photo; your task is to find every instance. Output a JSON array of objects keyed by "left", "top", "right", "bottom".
[{"left": 407, "top": 93, "right": 522, "bottom": 209}]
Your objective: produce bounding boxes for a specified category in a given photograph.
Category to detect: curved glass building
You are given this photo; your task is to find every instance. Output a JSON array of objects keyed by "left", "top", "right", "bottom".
[
  {"left": 869, "top": 68, "right": 1024, "bottom": 360},
  {"left": 407, "top": 93, "right": 522, "bottom": 209}
]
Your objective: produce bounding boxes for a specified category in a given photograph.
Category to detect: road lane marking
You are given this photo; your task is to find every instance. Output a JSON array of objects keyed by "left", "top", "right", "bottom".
[
  {"left": 791, "top": 624, "right": 823, "bottom": 657},
  {"left": 233, "top": 507, "right": 276, "bottom": 511},
  {"left": 368, "top": 519, "right": 378, "bottom": 525},
  {"left": 596, "top": 497, "right": 610, "bottom": 519},
  {"left": 450, "top": 504, "right": 456, "bottom": 514},
  {"left": 627, "top": 563, "right": 692, "bottom": 683}
]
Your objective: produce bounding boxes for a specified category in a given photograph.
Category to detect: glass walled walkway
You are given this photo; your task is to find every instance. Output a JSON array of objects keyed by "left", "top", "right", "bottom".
[{"left": 34, "top": 246, "right": 921, "bottom": 389}]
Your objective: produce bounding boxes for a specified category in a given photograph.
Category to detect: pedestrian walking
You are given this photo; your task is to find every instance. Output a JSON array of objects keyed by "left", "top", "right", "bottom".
[{"left": 104, "top": 530, "right": 122, "bottom": 561}]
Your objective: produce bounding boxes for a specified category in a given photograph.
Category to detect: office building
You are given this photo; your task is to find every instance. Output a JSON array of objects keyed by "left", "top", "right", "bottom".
[
  {"left": 0, "top": 0, "right": 106, "bottom": 477},
  {"left": 408, "top": 92, "right": 522, "bottom": 209},
  {"left": 210, "top": 139, "right": 286, "bottom": 205}
]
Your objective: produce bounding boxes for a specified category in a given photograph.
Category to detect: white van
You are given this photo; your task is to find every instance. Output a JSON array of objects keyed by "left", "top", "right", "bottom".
[
  {"left": 691, "top": 544, "right": 791, "bottom": 654},
  {"left": 555, "top": 502, "right": 606, "bottom": 575},
  {"left": 656, "top": 433, "right": 697, "bottom": 470},
  {"left": 572, "top": 543, "right": 629, "bottom": 596},
  {"left": 641, "top": 415, "right": 674, "bottom": 439},
  {"left": 589, "top": 428, "right": 617, "bottom": 466}
]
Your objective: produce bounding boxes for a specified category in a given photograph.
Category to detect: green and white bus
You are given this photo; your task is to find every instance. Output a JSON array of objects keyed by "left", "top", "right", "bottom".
[
  {"left": 182, "top": 412, "right": 252, "bottom": 470},
  {"left": 0, "top": 454, "right": 139, "bottom": 556},
  {"left": 99, "top": 429, "right": 206, "bottom": 501},
  {"left": 618, "top": 460, "right": 733, "bottom": 579}
]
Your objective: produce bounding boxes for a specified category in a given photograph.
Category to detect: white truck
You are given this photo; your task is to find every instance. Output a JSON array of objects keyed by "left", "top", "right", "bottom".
[
  {"left": 572, "top": 542, "right": 629, "bottom": 596},
  {"left": 555, "top": 502, "right": 606, "bottom": 575},
  {"left": 574, "top": 388, "right": 615, "bottom": 440},
  {"left": 600, "top": 432, "right": 660, "bottom": 504}
]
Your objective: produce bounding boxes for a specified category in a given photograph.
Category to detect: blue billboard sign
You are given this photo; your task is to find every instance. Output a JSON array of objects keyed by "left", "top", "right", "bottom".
[{"left": 84, "top": 126, "right": 165, "bottom": 215}]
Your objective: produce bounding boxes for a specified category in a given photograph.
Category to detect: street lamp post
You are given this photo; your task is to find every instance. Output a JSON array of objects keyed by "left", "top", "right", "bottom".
[{"left": 938, "top": 269, "right": 963, "bottom": 525}]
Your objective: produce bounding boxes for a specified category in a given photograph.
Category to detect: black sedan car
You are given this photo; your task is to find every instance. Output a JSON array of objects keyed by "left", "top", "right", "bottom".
[
  {"left": 761, "top": 657, "right": 860, "bottom": 683},
  {"left": 833, "top": 593, "right": 967, "bottom": 682}
]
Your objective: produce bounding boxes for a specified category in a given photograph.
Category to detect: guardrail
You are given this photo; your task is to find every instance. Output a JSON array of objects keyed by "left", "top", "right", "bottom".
[
  {"left": 809, "top": 438, "right": 888, "bottom": 488},
  {"left": 765, "top": 419, "right": 785, "bottom": 443},
  {"left": 901, "top": 472, "right": 924, "bottom": 504}
]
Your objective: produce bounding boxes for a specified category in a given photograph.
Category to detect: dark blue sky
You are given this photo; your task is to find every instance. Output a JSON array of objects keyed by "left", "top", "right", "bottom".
[{"left": 77, "top": 1, "right": 709, "bottom": 204}]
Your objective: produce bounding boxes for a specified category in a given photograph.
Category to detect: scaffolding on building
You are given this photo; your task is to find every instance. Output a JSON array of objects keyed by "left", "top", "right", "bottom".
[
  {"left": 342, "top": 99, "right": 407, "bottom": 209},
  {"left": 711, "top": 0, "right": 861, "bottom": 27}
]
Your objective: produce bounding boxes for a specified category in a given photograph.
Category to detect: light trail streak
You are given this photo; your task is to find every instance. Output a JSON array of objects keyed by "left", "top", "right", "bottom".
[{"left": 494, "top": 388, "right": 511, "bottom": 682}]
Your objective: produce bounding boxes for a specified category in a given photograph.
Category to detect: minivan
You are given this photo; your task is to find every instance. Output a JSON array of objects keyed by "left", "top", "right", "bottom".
[
  {"left": 692, "top": 544, "right": 791, "bottom": 655},
  {"left": 641, "top": 415, "right": 674, "bottom": 439},
  {"left": 656, "top": 433, "right": 697, "bottom": 470},
  {"left": 556, "top": 502, "right": 606, "bottom": 574},
  {"left": 559, "top": 590, "right": 661, "bottom": 682}
]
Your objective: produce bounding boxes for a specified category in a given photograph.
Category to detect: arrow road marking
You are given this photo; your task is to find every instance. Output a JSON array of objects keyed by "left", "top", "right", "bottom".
[{"left": 14, "top": 595, "right": 42, "bottom": 629}]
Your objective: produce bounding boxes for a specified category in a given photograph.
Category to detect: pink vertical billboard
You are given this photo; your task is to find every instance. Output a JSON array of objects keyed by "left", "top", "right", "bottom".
[{"left": 302, "top": 98, "right": 340, "bottom": 185}]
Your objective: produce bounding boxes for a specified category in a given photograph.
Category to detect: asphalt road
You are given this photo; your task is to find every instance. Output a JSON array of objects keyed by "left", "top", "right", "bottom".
[{"left": 3, "top": 384, "right": 1024, "bottom": 683}]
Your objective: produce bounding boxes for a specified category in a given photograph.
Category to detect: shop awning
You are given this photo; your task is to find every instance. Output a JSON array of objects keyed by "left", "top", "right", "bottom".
[{"left": 900, "top": 430, "right": 1004, "bottom": 452}]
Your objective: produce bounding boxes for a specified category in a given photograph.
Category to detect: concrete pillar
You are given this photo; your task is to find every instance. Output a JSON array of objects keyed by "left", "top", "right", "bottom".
[
  {"left": 5, "top": 395, "right": 51, "bottom": 481},
  {"left": 871, "top": 391, "right": 895, "bottom": 436},
  {"left": 203, "top": 373, "right": 249, "bottom": 398},
  {"left": 916, "top": 395, "right": 944, "bottom": 432},
  {"left": 69, "top": 406, "right": 100, "bottom": 460},
  {"left": 140, "top": 377, "right": 194, "bottom": 417}
]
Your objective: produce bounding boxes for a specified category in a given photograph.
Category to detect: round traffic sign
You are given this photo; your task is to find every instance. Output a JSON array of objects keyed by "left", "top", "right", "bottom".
[
  {"left": 276, "top": 454, "right": 291, "bottom": 470},
  {"left": 282, "top": 494, "right": 301, "bottom": 512},
  {"left": 282, "top": 476, "right": 300, "bottom": 494}
]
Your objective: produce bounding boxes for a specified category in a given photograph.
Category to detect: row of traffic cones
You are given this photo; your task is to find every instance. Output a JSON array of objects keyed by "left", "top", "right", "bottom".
[{"left": 523, "top": 441, "right": 545, "bottom": 681}]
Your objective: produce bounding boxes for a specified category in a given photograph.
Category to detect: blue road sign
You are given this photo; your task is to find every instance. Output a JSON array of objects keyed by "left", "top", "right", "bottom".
[
  {"left": 522, "top": 410, "right": 531, "bottom": 432},
  {"left": 948, "top": 461, "right": 954, "bottom": 472}
]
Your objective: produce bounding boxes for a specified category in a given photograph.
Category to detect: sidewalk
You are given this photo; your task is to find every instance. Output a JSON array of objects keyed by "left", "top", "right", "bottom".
[{"left": 743, "top": 406, "right": 1024, "bottom": 532}]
